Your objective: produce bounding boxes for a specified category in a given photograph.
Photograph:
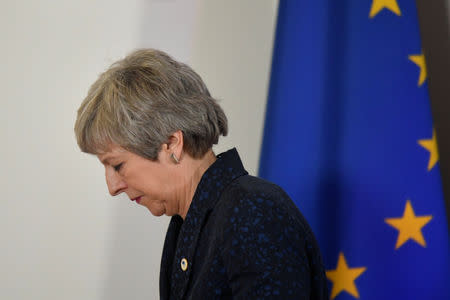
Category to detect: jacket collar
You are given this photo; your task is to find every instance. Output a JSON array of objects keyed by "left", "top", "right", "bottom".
[
  {"left": 184, "top": 147, "right": 248, "bottom": 218},
  {"left": 160, "top": 148, "right": 248, "bottom": 299}
]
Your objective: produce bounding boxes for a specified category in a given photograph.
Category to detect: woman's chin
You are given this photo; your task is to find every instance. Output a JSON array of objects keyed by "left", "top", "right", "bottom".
[
  {"left": 146, "top": 204, "right": 166, "bottom": 216},
  {"left": 148, "top": 208, "right": 165, "bottom": 216}
]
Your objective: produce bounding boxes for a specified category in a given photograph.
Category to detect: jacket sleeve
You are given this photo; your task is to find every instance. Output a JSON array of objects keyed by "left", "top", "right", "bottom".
[{"left": 219, "top": 188, "right": 327, "bottom": 299}]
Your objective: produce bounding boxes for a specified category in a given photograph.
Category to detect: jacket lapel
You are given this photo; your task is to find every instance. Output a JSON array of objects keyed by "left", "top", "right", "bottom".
[
  {"left": 169, "top": 148, "right": 248, "bottom": 299},
  {"left": 160, "top": 215, "right": 183, "bottom": 300}
]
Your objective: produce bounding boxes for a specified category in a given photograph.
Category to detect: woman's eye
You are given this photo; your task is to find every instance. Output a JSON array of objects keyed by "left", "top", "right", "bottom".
[{"left": 113, "top": 163, "right": 123, "bottom": 172}]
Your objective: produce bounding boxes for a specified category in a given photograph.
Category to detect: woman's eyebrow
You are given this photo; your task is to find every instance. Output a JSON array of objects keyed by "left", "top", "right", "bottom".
[{"left": 100, "top": 156, "right": 113, "bottom": 165}]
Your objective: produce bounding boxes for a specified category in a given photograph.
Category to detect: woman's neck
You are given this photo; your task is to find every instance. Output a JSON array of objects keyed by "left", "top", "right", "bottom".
[{"left": 177, "top": 150, "right": 217, "bottom": 219}]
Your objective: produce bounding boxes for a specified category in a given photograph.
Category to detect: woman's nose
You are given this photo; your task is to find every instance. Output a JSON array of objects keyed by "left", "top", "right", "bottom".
[{"left": 105, "top": 168, "right": 127, "bottom": 196}]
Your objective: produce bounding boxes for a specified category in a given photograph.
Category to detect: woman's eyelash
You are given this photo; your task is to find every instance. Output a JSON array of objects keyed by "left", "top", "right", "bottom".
[{"left": 113, "top": 163, "right": 123, "bottom": 172}]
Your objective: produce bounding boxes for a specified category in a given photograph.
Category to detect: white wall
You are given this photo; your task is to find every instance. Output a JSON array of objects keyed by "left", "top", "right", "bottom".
[{"left": 0, "top": 1, "right": 278, "bottom": 299}]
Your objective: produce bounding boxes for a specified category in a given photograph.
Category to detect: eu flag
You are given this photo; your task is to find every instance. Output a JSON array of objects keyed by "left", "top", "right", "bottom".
[{"left": 259, "top": 1, "right": 450, "bottom": 299}]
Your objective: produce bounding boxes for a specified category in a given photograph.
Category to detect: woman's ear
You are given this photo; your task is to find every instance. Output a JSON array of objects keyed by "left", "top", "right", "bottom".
[{"left": 163, "top": 130, "right": 184, "bottom": 161}]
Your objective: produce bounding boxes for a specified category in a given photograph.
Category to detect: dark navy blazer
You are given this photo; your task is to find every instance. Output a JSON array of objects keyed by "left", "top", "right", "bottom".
[{"left": 160, "top": 149, "right": 328, "bottom": 299}]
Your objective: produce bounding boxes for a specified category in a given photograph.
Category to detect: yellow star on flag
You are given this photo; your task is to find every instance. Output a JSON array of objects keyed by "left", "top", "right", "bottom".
[
  {"left": 409, "top": 53, "right": 427, "bottom": 86},
  {"left": 385, "top": 200, "right": 433, "bottom": 249},
  {"left": 418, "top": 129, "right": 439, "bottom": 171},
  {"left": 369, "top": 0, "right": 401, "bottom": 18},
  {"left": 326, "top": 252, "right": 366, "bottom": 299}
]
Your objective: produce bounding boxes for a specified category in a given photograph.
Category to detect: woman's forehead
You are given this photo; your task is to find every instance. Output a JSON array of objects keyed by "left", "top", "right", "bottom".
[{"left": 97, "top": 145, "right": 127, "bottom": 164}]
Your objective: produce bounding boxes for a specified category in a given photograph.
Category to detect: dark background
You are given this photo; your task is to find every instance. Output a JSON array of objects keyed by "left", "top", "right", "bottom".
[{"left": 416, "top": 0, "right": 450, "bottom": 230}]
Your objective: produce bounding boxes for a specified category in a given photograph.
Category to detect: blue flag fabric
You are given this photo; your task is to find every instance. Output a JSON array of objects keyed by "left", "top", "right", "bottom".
[{"left": 259, "top": 1, "right": 450, "bottom": 299}]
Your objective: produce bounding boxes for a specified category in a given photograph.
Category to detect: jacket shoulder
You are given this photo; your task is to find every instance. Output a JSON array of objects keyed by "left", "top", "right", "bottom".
[
  {"left": 211, "top": 175, "right": 328, "bottom": 299},
  {"left": 217, "top": 175, "right": 309, "bottom": 231}
]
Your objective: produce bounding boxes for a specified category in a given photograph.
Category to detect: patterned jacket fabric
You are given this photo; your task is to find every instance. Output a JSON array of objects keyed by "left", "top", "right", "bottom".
[{"left": 159, "top": 148, "right": 328, "bottom": 299}]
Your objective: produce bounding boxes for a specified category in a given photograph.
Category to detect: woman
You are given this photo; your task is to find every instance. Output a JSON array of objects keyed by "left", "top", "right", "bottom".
[{"left": 74, "top": 49, "right": 328, "bottom": 299}]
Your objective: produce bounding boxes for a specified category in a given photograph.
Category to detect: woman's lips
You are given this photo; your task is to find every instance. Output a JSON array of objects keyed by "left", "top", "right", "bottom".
[{"left": 132, "top": 196, "right": 142, "bottom": 204}]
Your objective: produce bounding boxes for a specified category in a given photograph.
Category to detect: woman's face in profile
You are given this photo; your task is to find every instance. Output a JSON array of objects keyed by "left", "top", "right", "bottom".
[{"left": 97, "top": 144, "right": 181, "bottom": 216}]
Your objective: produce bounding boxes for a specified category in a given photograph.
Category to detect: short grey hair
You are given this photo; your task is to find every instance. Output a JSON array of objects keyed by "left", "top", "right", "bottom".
[{"left": 74, "top": 49, "right": 228, "bottom": 160}]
